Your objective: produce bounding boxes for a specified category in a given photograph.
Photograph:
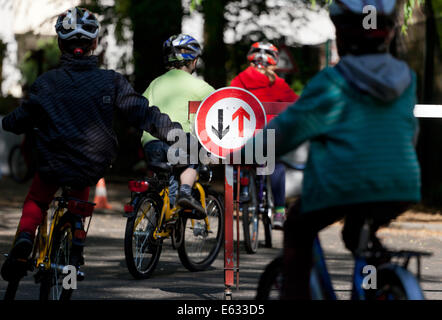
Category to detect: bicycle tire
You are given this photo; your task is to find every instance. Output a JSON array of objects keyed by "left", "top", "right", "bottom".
[
  {"left": 241, "top": 172, "right": 259, "bottom": 254},
  {"left": 124, "top": 194, "right": 163, "bottom": 279},
  {"left": 8, "top": 145, "right": 32, "bottom": 183},
  {"left": 263, "top": 215, "right": 272, "bottom": 248},
  {"left": 255, "top": 256, "right": 283, "bottom": 300},
  {"left": 39, "top": 219, "right": 75, "bottom": 300},
  {"left": 178, "top": 188, "right": 224, "bottom": 272},
  {"left": 263, "top": 178, "right": 274, "bottom": 248},
  {"left": 373, "top": 267, "right": 424, "bottom": 300}
]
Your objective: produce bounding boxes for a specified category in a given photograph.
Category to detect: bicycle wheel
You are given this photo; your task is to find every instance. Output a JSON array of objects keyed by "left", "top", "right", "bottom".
[
  {"left": 124, "top": 194, "right": 162, "bottom": 279},
  {"left": 374, "top": 267, "right": 425, "bottom": 300},
  {"left": 39, "top": 221, "right": 75, "bottom": 300},
  {"left": 8, "top": 145, "right": 31, "bottom": 183},
  {"left": 178, "top": 189, "right": 224, "bottom": 271},
  {"left": 242, "top": 172, "right": 259, "bottom": 254},
  {"left": 255, "top": 256, "right": 282, "bottom": 300}
]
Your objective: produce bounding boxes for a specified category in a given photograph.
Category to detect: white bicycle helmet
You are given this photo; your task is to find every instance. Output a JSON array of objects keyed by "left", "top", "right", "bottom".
[{"left": 55, "top": 7, "right": 100, "bottom": 41}]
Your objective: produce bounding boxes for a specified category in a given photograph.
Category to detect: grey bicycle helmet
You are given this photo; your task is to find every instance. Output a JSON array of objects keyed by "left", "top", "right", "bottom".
[{"left": 55, "top": 7, "right": 100, "bottom": 41}]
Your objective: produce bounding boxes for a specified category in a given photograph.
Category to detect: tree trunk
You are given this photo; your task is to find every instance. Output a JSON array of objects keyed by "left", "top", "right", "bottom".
[
  {"left": 129, "top": 0, "right": 183, "bottom": 92},
  {"left": 417, "top": 0, "right": 440, "bottom": 207},
  {"left": 202, "top": 0, "right": 228, "bottom": 88}
]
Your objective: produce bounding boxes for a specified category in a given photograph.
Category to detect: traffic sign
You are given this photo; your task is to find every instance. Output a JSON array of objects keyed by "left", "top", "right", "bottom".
[{"left": 195, "top": 87, "right": 267, "bottom": 159}]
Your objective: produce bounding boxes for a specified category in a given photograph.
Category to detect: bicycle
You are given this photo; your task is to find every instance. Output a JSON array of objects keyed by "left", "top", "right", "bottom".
[
  {"left": 255, "top": 217, "right": 431, "bottom": 300},
  {"left": 3, "top": 187, "right": 95, "bottom": 300},
  {"left": 237, "top": 161, "right": 305, "bottom": 254},
  {"left": 123, "top": 163, "right": 224, "bottom": 279},
  {"left": 236, "top": 166, "right": 273, "bottom": 254}
]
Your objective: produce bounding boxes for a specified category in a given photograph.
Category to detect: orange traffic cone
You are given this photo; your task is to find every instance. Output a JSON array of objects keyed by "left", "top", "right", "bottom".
[{"left": 93, "top": 178, "right": 112, "bottom": 210}]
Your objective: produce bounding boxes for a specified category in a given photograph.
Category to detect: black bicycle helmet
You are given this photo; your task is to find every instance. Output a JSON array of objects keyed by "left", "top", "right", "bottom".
[{"left": 330, "top": 0, "right": 397, "bottom": 56}]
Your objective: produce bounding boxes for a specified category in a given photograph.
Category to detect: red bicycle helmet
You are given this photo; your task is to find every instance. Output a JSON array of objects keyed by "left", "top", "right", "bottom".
[{"left": 247, "top": 42, "right": 279, "bottom": 67}]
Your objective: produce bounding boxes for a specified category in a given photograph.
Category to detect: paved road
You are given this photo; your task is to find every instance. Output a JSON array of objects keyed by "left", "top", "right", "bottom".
[{"left": 0, "top": 177, "right": 441, "bottom": 300}]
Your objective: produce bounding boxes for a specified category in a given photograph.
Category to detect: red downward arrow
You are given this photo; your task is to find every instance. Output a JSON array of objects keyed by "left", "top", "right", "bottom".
[{"left": 232, "top": 107, "right": 251, "bottom": 137}]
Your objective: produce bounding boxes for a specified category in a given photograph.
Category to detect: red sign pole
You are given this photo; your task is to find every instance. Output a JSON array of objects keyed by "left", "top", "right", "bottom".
[{"left": 224, "top": 164, "right": 234, "bottom": 300}]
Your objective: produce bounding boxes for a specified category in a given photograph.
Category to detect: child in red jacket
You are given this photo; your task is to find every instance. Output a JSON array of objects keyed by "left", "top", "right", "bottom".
[{"left": 230, "top": 42, "right": 299, "bottom": 228}]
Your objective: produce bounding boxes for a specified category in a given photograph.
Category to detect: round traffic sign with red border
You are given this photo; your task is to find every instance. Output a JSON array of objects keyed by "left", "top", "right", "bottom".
[{"left": 195, "top": 87, "right": 267, "bottom": 159}]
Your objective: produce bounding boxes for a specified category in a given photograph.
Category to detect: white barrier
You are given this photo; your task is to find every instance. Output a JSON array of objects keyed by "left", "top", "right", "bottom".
[{"left": 414, "top": 105, "right": 442, "bottom": 118}]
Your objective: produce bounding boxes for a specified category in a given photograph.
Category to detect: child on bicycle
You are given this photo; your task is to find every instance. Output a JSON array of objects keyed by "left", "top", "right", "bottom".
[
  {"left": 238, "top": 0, "right": 420, "bottom": 299},
  {"left": 230, "top": 41, "right": 299, "bottom": 229},
  {"left": 140, "top": 34, "right": 215, "bottom": 217},
  {"left": 1, "top": 7, "right": 183, "bottom": 282}
]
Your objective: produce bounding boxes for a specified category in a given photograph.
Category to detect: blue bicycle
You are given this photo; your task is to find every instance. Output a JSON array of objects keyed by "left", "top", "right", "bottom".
[{"left": 255, "top": 216, "right": 431, "bottom": 300}]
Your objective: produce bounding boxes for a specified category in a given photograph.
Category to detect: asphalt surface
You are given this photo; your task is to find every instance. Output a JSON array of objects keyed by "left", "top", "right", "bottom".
[{"left": 0, "top": 177, "right": 441, "bottom": 300}]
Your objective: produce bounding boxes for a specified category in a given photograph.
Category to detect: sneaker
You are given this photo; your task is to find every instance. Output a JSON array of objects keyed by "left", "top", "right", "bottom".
[
  {"left": 1, "top": 232, "right": 33, "bottom": 281},
  {"left": 272, "top": 212, "right": 285, "bottom": 230},
  {"left": 176, "top": 193, "right": 207, "bottom": 219}
]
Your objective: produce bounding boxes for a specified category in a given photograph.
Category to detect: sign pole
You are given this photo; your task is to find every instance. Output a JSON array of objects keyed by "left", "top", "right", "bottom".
[
  {"left": 224, "top": 164, "right": 234, "bottom": 300},
  {"left": 236, "top": 165, "right": 241, "bottom": 290}
]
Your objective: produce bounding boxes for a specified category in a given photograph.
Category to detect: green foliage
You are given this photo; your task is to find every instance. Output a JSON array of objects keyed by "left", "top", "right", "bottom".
[
  {"left": 402, "top": 0, "right": 426, "bottom": 33},
  {"left": 19, "top": 38, "right": 60, "bottom": 89},
  {"left": 190, "top": 0, "right": 203, "bottom": 12},
  {"left": 433, "top": 0, "right": 442, "bottom": 51},
  {"left": 290, "top": 79, "right": 305, "bottom": 95}
]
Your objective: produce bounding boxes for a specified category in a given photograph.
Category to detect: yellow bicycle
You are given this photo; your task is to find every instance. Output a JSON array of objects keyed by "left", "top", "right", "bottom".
[
  {"left": 123, "top": 163, "right": 224, "bottom": 279},
  {"left": 4, "top": 187, "right": 95, "bottom": 300}
]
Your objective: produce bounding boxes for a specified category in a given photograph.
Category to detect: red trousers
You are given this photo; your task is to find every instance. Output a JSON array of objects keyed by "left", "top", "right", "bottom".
[{"left": 18, "top": 173, "right": 90, "bottom": 236}]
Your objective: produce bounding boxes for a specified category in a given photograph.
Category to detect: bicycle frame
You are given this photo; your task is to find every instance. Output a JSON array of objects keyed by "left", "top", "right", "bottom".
[
  {"left": 11, "top": 204, "right": 67, "bottom": 273},
  {"left": 34, "top": 206, "right": 66, "bottom": 271},
  {"left": 310, "top": 237, "right": 337, "bottom": 300},
  {"left": 133, "top": 181, "right": 211, "bottom": 240}
]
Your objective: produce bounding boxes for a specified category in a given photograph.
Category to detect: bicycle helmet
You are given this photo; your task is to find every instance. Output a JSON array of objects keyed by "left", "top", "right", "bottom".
[
  {"left": 329, "top": 0, "right": 396, "bottom": 16},
  {"left": 330, "top": 0, "right": 397, "bottom": 55},
  {"left": 163, "top": 34, "right": 202, "bottom": 67},
  {"left": 55, "top": 7, "right": 100, "bottom": 41},
  {"left": 247, "top": 42, "right": 279, "bottom": 67}
]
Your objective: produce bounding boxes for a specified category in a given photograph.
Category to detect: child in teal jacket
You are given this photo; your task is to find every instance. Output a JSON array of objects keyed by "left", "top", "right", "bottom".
[{"left": 244, "top": 0, "right": 421, "bottom": 299}]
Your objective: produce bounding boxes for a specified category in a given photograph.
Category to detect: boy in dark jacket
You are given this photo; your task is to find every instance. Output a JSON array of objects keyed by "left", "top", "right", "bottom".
[{"left": 1, "top": 7, "right": 182, "bottom": 281}]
